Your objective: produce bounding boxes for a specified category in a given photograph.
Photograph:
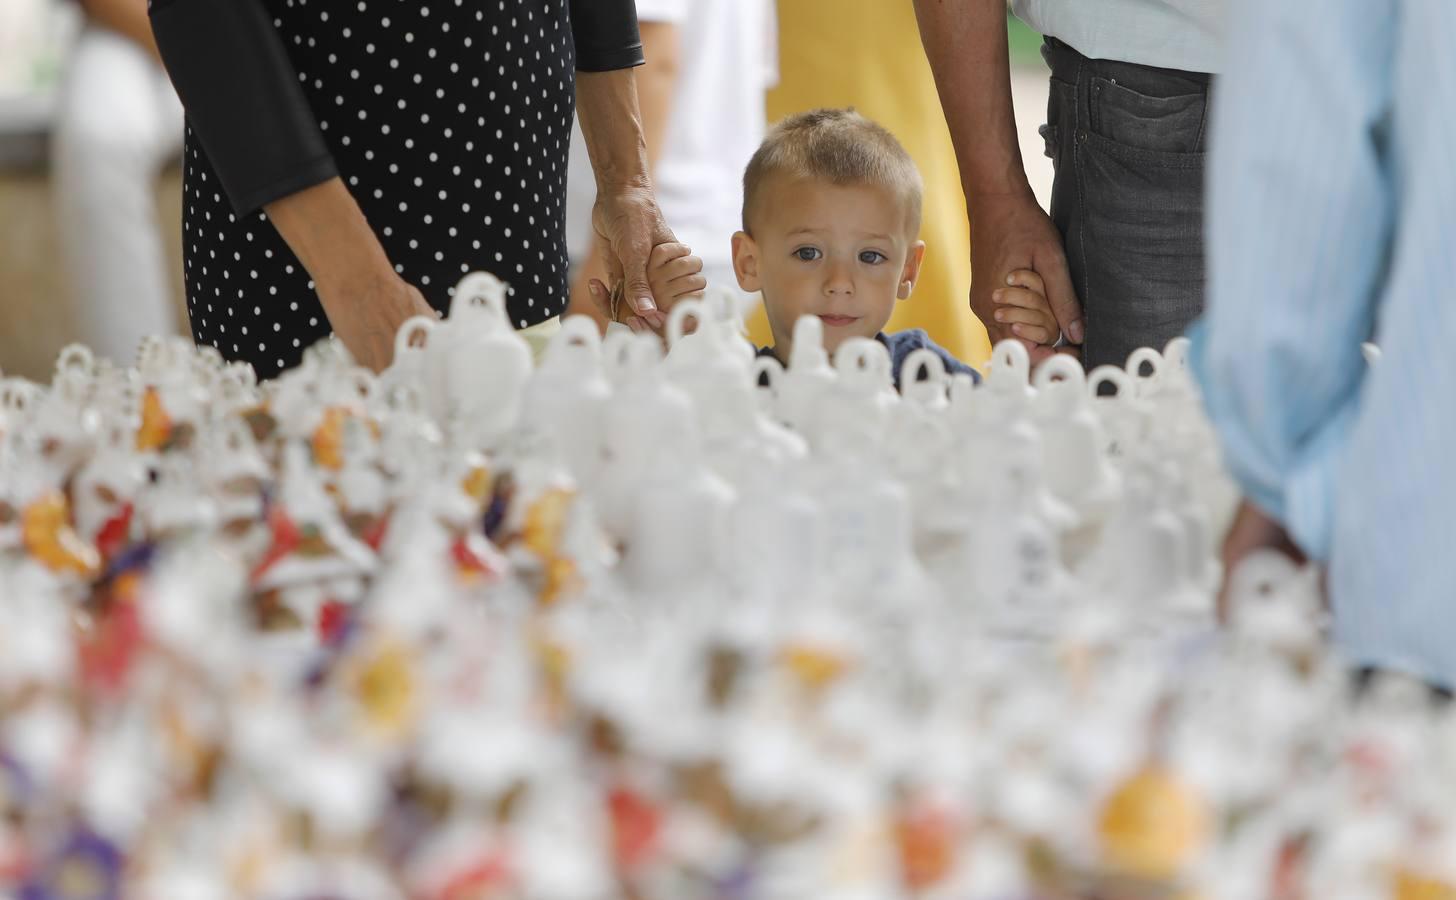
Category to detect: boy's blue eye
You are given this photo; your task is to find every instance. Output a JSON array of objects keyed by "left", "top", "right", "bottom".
[
  {"left": 859, "top": 250, "right": 888, "bottom": 265},
  {"left": 793, "top": 247, "right": 822, "bottom": 262}
]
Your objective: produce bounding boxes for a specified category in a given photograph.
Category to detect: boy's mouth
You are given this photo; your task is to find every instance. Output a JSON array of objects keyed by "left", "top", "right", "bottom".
[{"left": 817, "top": 314, "right": 859, "bottom": 327}]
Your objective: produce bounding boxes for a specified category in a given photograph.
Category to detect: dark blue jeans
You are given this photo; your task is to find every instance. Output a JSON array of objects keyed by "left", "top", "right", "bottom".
[{"left": 1040, "top": 38, "right": 1210, "bottom": 371}]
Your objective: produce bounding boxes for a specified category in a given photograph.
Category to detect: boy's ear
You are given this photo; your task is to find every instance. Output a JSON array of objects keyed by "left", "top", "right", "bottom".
[
  {"left": 732, "top": 231, "right": 762, "bottom": 293},
  {"left": 897, "top": 241, "right": 928, "bottom": 300}
]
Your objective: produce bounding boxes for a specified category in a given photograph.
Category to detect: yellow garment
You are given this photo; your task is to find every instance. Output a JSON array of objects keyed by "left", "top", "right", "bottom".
[
  {"left": 517, "top": 315, "right": 561, "bottom": 363},
  {"left": 745, "top": 0, "right": 991, "bottom": 368}
]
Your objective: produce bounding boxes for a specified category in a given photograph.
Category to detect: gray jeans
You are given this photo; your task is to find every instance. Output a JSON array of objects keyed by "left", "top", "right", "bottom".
[{"left": 1040, "top": 38, "right": 1210, "bottom": 371}]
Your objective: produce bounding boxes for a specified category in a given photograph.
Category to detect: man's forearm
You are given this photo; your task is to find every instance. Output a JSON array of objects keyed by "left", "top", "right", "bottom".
[
  {"left": 576, "top": 68, "right": 652, "bottom": 191},
  {"left": 913, "top": 0, "right": 1031, "bottom": 201}
]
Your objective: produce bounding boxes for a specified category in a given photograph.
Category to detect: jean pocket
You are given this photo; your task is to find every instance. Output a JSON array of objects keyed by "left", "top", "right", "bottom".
[
  {"left": 1043, "top": 77, "right": 1076, "bottom": 164},
  {"left": 1039, "top": 123, "right": 1059, "bottom": 160},
  {"left": 1074, "top": 132, "right": 1205, "bottom": 355},
  {"left": 1090, "top": 76, "right": 1207, "bottom": 156}
]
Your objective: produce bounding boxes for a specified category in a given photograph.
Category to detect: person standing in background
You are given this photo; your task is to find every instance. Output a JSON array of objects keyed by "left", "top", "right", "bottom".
[
  {"left": 747, "top": 0, "right": 989, "bottom": 367},
  {"left": 565, "top": 0, "right": 776, "bottom": 325},
  {"left": 53, "top": 0, "right": 182, "bottom": 365},
  {"left": 914, "top": 0, "right": 1221, "bottom": 369},
  {"left": 1194, "top": 0, "right": 1456, "bottom": 688}
]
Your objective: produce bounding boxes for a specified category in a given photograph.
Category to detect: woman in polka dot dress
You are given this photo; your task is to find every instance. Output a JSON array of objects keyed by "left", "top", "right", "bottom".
[{"left": 149, "top": 0, "right": 680, "bottom": 378}]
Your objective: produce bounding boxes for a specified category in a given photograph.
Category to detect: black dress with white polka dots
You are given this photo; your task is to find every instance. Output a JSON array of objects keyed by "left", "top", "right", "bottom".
[{"left": 183, "top": 0, "right": 578, "bottom": 379}]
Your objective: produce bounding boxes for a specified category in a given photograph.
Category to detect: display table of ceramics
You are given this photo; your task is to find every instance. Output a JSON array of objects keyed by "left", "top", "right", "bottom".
[{"left": 0, "top": 272, "right": 1449, "bottom": 899}]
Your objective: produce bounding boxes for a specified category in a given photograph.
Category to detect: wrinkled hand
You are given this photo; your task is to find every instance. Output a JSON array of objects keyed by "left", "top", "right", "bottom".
[
  {"left": 969, "top": 191, "right": 1083, "bottom": 364},
  {"left": 318, "top": 271, "right": 437, "bottom": 373},
  {"left": 591, "top": 183, "right": 677, "bottom": 332},
  {"left": 1216, "top": 498, "right": 1308, "bottom": 624}
]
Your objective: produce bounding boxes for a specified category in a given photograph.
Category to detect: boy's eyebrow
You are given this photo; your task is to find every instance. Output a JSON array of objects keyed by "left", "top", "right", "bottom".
[{"left": 785, "top": 226, "right": 896, "bottom": 241}]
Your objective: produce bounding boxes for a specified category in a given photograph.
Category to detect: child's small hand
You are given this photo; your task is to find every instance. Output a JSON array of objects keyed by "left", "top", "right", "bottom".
[
  {"left": 991, "top": 269, "right": 1060, "bottom": 346},
  {"left": 648, "top": 242, "right": 708, "bottom": 311}
]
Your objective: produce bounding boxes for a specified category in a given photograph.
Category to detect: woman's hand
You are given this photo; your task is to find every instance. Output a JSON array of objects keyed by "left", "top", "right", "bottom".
[
  {"left": 590, "top": 183, "right": 678, "bottom": 332},
  {"left": 265, "top": 178, "right": 436, "bottom": 372},
  {"left": 317, "top": 270, "right": 437, "bottom": 372}
]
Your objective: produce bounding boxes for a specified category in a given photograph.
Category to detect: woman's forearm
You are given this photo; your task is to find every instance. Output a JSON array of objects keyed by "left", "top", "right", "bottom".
[
  {"left": 264, "top": 178, "right": 395, "bottom": 300},
  {"left": 567, "top": 23, "right": 680, "bottom": 321},
  {"left": 576, "top": 68, "right": 652, "bottom": 191}
]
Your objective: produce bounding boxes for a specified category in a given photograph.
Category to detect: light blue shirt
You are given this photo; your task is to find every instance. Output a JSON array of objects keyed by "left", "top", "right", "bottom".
[
  {"left": 1191, "top": 0, "right": 1456, "bottom": 686},
  {"left": 1010, "top": 0, "right": 1224, "bottom": 73}
]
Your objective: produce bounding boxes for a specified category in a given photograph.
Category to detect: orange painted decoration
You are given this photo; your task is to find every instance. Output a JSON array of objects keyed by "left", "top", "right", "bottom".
[
  {"left": 311, "top": 407, "right": 351, "bottom": 471},
  {"left": 896, "top": 804, "right": 957, "bottom": 890},
  {"left": 21, "top": 491, "right": 100, "bottom": 577},
  {"left": 135, "top": 387, "right": 173, "bottom": 451}
]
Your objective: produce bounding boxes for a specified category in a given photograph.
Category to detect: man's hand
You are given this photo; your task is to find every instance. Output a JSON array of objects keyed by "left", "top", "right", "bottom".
[
  {"left": 1216, "top": 498, "right": 1308, "bottom": 623},
  {"left": 970, "top": 192, "right": 1084, "bottom": 364},
  {"left": 590, "top": 184, "right": 677, "bottom": 332}
]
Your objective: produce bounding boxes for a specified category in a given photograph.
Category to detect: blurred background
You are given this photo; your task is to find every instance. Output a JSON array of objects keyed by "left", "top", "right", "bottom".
[{"left": 0, "top": 0, "right": 1052, "bottom": 381}]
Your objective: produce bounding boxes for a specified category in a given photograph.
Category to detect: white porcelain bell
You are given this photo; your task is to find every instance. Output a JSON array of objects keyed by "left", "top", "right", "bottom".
[
  {"left": 519, "top": 314, "right": 612, "bottom": 488},
  {"left": 439, "top": 271, "right": 534, "bottom": 448},
  {"left": 596, "top": 332, "right": 693, "bottom": 541},
  {"left": 1031, "top": 354, "right": 1120, "bottom": 527},
  {"left": 983, "top": 339, "right": 1037, "bottom": 402},
  {"left": 663, "top": 295, "right": 761, "bottom": 447},
  {"left": 967, "top": 449, "right": 1071, "bottom": 627},
  {"left": 1086, "top": 365, "right": 1148, "bottom": 461},
  {"left": 381, "top": 313, "right": 439, "bottom": 412},
  {"left": 724, "top": 451, "right": 825, "bottom": 607},
  {"left": 776, "top": 315, "right": 839, "bottom": 436},
  {"left": 1075, "top": 455, "right": 1201, "bottom": 617},
  {"left": 71, "top": 423, "right": 148, "bottom": 543},
  {"left": 1223, "top": 549, "right": 1325, "bottom": 647},
  {"left": 0, "top": 377, "right": 42, "bottom": 442},
  {"left": 620, "top": 400, "right": 735, "bottom": 598},
  {"left": 808, "top": 337, "right": 896, "bottom": 458}
]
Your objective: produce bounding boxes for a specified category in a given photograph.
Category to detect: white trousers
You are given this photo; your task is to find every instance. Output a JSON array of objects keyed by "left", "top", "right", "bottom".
[{"left": 51, "top": 26, "right": 184, "bottom": 366}]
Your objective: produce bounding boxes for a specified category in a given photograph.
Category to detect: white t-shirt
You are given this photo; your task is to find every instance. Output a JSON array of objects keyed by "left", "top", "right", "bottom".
[
  {"left": 1010, "top": 0, "right": 1224, "bottom": 74},
  {"left": 566, "top": 0, "right": 776, "bottom": 273}
]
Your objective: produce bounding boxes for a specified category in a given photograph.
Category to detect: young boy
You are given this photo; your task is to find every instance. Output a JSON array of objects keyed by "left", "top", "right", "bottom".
[{"left": 723, "top": 108, "right": 1060, "bottom": 388}]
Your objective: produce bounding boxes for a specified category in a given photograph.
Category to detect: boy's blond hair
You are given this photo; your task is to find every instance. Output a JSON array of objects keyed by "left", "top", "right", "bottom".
[{"left": 742, "top": 108, "right": 924, "bottom": 235}]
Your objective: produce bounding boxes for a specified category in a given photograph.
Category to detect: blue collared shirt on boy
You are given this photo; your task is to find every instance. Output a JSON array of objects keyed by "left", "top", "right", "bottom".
[{"left": 758, "top": 329, "right": 980, "bottom": 391}]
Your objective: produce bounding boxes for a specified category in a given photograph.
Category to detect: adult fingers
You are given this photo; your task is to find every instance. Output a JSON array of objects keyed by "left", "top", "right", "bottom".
[{"left": 1037, "top": 249, "right": 1084, "bottom": 345}]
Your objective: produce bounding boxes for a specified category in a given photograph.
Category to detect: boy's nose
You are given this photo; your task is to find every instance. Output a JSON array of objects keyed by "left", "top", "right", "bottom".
[{"left": 824, "top": 262, "right": 854, "bottom": 296}]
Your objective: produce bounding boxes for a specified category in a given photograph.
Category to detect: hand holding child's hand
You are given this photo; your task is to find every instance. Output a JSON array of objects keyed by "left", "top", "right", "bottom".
[
  {"left": 585, "top": 242, "right": 706, "bottom": 335},
  {"left": 992, "top": 269, "right": 1062, "bottom": 353}
]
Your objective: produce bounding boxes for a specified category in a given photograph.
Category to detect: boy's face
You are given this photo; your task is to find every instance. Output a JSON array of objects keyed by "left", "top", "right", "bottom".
[{"left": 733, "top": 176, "right": 926, "bottom": 359}]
